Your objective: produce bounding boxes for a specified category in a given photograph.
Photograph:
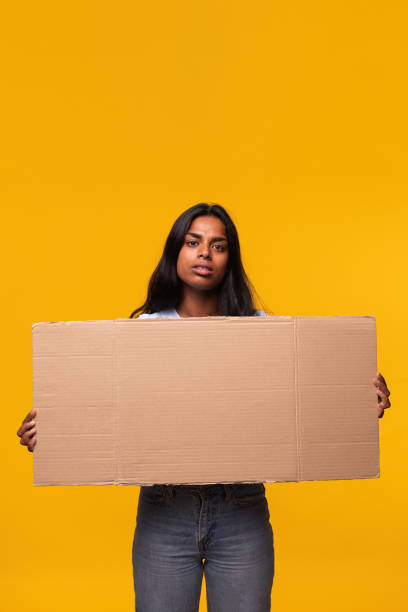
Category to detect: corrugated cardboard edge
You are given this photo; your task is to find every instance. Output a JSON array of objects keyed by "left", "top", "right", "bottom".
[{"left": 373, "top": 314, "right": 380, "bottom": 479}]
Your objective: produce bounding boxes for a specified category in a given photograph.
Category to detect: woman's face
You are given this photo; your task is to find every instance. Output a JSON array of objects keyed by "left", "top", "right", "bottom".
[{"left": 176, "top": 215, "right": 229, "bottom": 292}]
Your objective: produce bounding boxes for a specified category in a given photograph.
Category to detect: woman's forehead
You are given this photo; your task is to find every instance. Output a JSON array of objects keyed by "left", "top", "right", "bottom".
[{"left": 186, "top": 216, "right": 227, "bottom": 237}]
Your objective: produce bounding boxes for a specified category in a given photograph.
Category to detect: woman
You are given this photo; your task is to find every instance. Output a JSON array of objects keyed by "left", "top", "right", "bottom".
[{"left": 18, "top": 203, "right": 391, "bottom": 611}]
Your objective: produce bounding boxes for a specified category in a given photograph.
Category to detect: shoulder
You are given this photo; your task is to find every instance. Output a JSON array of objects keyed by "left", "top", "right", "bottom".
[
  {"left": 136, "top": 309, "right": 268, "bottom": 319},
  {"left": 253, "top": 309, "right": 269, "bottom": 317},
  {"left": 136, "top": 309, "right": 179, "bottom": 319}
]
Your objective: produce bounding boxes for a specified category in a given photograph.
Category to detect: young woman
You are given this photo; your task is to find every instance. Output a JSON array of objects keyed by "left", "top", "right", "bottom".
[{"left": 18, "top": 203, "right": 391, "bottom": 612}]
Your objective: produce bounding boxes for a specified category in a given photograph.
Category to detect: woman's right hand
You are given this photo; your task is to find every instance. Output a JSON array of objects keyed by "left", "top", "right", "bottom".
[{"left": 17, "top": 409, "right": 37, "bottom": 452}]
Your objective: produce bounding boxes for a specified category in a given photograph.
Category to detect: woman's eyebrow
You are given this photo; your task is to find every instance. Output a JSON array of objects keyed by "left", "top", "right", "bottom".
[{"left": 186, "top": 232, "right": 228, "bottom": 242}]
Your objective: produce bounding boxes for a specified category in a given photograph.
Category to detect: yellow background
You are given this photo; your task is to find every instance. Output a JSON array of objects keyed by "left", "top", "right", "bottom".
[{"left": 2, "top": 1, "right": 407, "bottom": 610}]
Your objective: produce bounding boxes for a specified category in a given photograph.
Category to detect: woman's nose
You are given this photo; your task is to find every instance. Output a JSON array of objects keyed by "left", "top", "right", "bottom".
[{"left": 199, "top": 245, "right": 211, "bottom": 258}]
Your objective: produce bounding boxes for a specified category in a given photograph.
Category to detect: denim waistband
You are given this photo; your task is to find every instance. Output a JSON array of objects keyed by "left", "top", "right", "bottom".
[
  {"left": 157, "top": 484, "right": 233, "bottom": 501},
  {"left": 149, "top": 483, "right": 263, "bottom": 502}
]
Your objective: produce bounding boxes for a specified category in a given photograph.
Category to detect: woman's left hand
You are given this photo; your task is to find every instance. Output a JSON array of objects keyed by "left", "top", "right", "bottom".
[{"left": 373, "top": 372, "right": 391, "bottom": 418}]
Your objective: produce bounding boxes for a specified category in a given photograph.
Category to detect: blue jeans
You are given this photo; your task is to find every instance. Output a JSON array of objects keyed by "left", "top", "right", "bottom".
[{"left": 132, "top": 483, "right": 274, "bottom": 611}]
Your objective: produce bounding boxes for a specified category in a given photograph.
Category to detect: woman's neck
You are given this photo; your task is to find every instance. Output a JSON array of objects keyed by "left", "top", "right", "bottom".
[{"left": 176, "top": 289, "right": 219, "bottom": 318}]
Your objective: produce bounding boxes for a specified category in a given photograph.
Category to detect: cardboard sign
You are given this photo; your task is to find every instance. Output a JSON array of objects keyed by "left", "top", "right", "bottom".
[{"left": 32, "top": 316, "right": 379, "bottom": 486}]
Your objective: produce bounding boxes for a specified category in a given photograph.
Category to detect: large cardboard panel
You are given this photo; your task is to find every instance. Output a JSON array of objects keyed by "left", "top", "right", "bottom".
[{"left": 32, "top": 316, "right": 379, "bottom": 486}]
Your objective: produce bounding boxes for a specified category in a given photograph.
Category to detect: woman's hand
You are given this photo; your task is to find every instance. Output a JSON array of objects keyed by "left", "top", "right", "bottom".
[
  {"left": 373, "top": 372, "right": 391, "bottom": 418},
  {"left": 17, "top": 409, "right": 37, "bottom": 452}
]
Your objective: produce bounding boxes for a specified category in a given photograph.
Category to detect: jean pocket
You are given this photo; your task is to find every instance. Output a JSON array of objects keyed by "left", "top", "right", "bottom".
[
  {"left": 230, "top": 483, "right": 266, "bottom": 507},
  {"left": 140, "top": 485, "right": 167, "bottom": 505}
]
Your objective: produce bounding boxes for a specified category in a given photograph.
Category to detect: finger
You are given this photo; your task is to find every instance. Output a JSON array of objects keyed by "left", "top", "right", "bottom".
[
  {"left": 21, "top": 428, "right": 37, "bottom": 446},
  {"left": 372, "top": 376, "right": 390, "bottom": 397},
  {"left": 17, "top": 420, "right": 35, "bottom": 437},
  {"left": 17, "top": 412, "right": 36, "bottom": 436},
  {"left": 376, "top": 372, "right": 390, "bottom": 396},
  {"left": 22, "top": 409, "right": 36, "bottom": 424},
  {"left": 27, "top": 437, "right": 37, "bottom": 452},
  {"left": 376, "top": 390, "right": 385, "bottom": 419},
  {"left": 376, "top": 389, "right": 391, "bottom": 409}
]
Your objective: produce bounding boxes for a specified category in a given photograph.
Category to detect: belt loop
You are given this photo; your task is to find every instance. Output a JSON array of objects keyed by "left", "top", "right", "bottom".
[{"left": 224, "top": 484, "right": 233, "bottom": 502}]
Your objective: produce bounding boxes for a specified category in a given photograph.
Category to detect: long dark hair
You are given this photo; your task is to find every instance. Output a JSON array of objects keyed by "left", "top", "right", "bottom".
[{"left": 129, "top": 203, "right": 268, "bottom": 318}]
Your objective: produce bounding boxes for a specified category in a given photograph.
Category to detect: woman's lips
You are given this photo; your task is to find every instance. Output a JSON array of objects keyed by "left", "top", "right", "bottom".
[{"left": 192, "top": 266, "right": 213, "bottom": 276}]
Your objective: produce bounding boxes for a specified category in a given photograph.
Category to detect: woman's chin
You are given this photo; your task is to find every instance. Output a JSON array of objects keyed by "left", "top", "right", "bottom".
[{"left": 182, "top": 278, "right": 219, "bottom": 292}]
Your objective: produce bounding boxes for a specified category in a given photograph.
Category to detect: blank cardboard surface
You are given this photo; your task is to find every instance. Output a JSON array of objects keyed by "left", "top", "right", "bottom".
[{"left": 32, "top": 316, "right": 379, "bottom": 486}]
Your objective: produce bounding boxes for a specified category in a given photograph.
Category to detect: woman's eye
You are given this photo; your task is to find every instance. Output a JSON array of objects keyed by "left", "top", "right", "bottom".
[{"left": 186, "top": 240, "right": 226, "bottom": 251}]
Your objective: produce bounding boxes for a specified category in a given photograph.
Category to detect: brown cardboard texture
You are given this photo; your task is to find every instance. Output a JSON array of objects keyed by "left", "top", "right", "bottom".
[{"left": 32, "top": 316, "right": 379, "bottom": 486}]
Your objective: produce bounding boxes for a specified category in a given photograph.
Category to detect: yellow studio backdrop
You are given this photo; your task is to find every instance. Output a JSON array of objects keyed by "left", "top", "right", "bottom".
[{"left": 2, "top": 1, "right": 407, "bottom": 610}]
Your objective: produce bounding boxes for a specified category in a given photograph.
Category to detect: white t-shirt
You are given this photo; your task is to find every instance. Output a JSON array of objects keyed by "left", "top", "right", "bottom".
[{"left": 137, "top": 308, "right": 269, "bottom": 319}]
